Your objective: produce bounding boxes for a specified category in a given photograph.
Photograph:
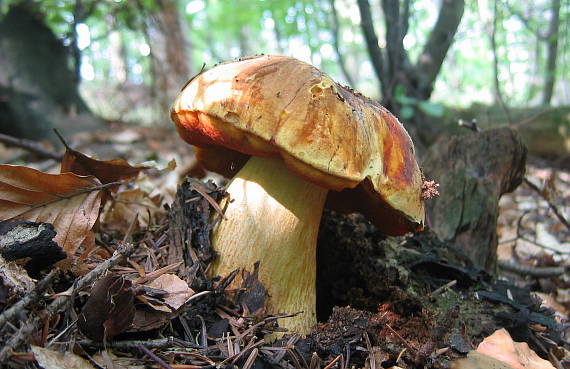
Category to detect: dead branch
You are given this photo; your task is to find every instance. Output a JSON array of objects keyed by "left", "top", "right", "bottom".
[
  {"left": 0, "top": 269, "right": 58, "bottom": 328},
  {"left": 498, "top": 260, "right": 569, "bottom": 278},
  {"left": 0, "top": 133, "right": 62, "bottom": 161},
  {"left": 524, "top": 178, "right": 570, "bottom": 231},
  {"left": 0, "top": 242, "right": 135, "bottom": 364},
  {"left": 138, "top": 344, "right": 173, "bottom": 369},
  {"left": 78, "top": 337, "right": 201, "bottom": 350}
]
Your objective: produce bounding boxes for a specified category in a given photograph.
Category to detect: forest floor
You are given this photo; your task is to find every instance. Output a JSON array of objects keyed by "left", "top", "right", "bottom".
[{"left": 0, "top": 122, "right": 568, "bottom": 369}]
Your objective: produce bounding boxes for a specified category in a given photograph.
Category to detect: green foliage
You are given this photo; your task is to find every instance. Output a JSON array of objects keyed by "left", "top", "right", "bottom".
[
  {"left": 3, "top": 0, "right": 567, "bottom": 124},
  {"left": 396, "top": 86, "right": 445, "bottom": 119}
]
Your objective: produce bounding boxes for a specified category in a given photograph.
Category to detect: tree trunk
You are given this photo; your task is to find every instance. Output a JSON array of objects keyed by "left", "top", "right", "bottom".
[
  {"left": 356, "top": 0, "right": 464, "bottom": 146},
  {"left": 0, "top": 3, "right": 101, "bottom": 142},
  {"left": 147, "top": 0, "right": 191, "bottom": 121},
  {"left": 356, "top": 0, "right": 386, "bottom": 97},
  {"left": 414, "top": 0, "right": 464, "bottom": 100},
  {"left": 542, "top": 0, "right": 561, "bottom": 104}
]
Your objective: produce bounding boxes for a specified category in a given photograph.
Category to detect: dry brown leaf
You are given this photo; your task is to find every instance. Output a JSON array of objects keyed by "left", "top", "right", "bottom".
[
  {"left": 0, "top": 164, "right": 102, "bottom": 255},
  {"left": 31, "top": 345, "right": 93, "bottom": 369},
  {"left": 146, "top": 273, "right": 194, "bottom": 311},
  {"left": 78, "top": 274, "right": 135, "bottom": 342},
  {"left": 451, "top": 329, "right": 557, "bottom": 369},
  {"left": 101, "top": 188, "right": 164, "bottom": 234},
  {"left": 60, "top": 146, "right": 149, "bottom": 185},
  {"left": 450, "top": 351, "right": 515, "bottom": 369},
  {"left": 476, "top": 328, "right": 555, "bottom": 369}
]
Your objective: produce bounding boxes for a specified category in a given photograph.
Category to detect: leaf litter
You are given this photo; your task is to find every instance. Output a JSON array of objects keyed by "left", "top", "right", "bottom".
[{"left": 0, "top": 125, "right": 568, "bottom": 369}]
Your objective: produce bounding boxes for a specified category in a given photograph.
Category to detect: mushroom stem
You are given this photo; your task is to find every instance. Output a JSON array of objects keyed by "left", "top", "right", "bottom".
[{"left": 210, "top": 155, "right": 328, "bottom": 334}]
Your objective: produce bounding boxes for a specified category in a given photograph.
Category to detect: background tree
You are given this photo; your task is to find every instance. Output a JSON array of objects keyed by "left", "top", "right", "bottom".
[
  {"left": 0, "top": 0, "right": 568, "bottom": 152},
  {"left": 356, "top": 0, "right": 464, "bottom": 144}
]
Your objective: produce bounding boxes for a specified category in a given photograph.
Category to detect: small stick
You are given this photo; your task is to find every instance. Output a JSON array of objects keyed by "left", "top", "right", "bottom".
[
  {"left": 323, "top": 354, "right": 342, "bottom": 369},
  {"left": 0, "top": 133, "right": 62, "bottom": 160},
  {"left": 524, "top": 178, "right": 570, "bottom": 232},
  {"left": 78, "top": 337, "right": 201, "bottom": 350},
  {"left": 189, "top": 180, "right": 227, "bottom": 219},
  {"left": 0, "top": 269, "right": 58, "bottom": 328},
  {"left": 498, "top": 260, "right": 569, "bottom": 278},
  {"left": 385, "top": 324, "right": 415, "bottom": 353},
  {"left": 0, "top": 243, "right": 135, "bottom": 363},
  {"left": 138, "top": 344, "right": 173, "bottom": 369},
  {"left": 430, "top": 280, "right": 457, "bottom": 298}
]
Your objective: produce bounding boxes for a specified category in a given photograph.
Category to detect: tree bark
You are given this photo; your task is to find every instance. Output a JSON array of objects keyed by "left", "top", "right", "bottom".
[
  {"left": 489, "top": 0, "right": 512, "bottom": 123},
  {"left": 542, "top": 0, "right": 561, "bottom": 104},
  {"left": 415, "top": 0, "right": 464, "bottom": 99},
  {"left": 356, "top": 0, "right": 464, "bottom": 144},
  {"left": 356, "top": 0, "right": 386, "bottom": 97},
  {"left": 147, "top": 0, "right": 191, "bottom": 120}
]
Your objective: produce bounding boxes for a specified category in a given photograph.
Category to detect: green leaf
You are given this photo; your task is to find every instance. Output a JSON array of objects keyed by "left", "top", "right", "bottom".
[
  {"left": 400, "top": 106, "right": 415, "bottom": 120},
  {"left": 418, "top": 101, "right": 445, "bottom": 117}
]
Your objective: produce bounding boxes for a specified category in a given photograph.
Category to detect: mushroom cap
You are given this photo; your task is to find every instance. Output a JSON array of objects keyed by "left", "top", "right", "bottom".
[{"left": 171, "top": 55, "right": 424, "bottom": 235}]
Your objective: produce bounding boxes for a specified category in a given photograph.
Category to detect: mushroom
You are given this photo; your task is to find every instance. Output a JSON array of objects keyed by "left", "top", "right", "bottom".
[{"left": 170, "top": 55, "right": 425, "bottom": 334}]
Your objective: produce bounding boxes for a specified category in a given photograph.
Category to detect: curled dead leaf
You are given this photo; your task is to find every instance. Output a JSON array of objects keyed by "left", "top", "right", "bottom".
[
  {"left": 451, "top": 328, "right": 555, "bottom": 369},
  {"left": 60, "top": 144, "right": 150, "bottom": 185},
  {"left": 145, "top": 273, "right": 194, "bottom": 311},
  {"left": 78, "top": 274, "right": 135, "bottom": 342}
]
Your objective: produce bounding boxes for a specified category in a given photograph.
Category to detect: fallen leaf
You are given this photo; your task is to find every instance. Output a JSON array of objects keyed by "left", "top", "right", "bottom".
[
  {"left": 0, "top": 164, "right": 103, "bottom": 255},
  {"left": 450, "top": 351, "right": 515, "bottom": 369},
  {"left": 101, "top": 187, "right": 164, "bottom": 234},
  {"left": 78, "top": 274, "right": 135, "bottom": 342},
  {"left": 0, "top": 254, "right": 36, "bottom": 296},
  {"left": 476, "top": 328, "right": 555, "bottom": 369},
  {"left": 146, "top": 274, "right": 194, "bottom": 310},
  {"left": 92, "top": 350, "right": 146, "bottom": 369},
  {"left": 60, "top": 146, "right": 149, "bottom": 185},
  {"left": 31, "top": 345, "right": 92, "bottom": 369}
]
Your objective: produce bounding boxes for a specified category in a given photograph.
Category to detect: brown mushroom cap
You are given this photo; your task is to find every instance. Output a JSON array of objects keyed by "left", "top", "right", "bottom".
[{"left": 171, "top": 55, "right": 424, "bottom": 235}]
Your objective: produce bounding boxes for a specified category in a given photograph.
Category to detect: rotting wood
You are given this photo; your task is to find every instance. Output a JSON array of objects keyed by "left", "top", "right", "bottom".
[
  {"left": 168, "top": 178, "right": 225, "bottom": 290},
  {"left": 423, "top": 127, "right": 527, "bottom": 271},
  {"left": 0, "top": 221, "right": 66, "bottom": 276}
]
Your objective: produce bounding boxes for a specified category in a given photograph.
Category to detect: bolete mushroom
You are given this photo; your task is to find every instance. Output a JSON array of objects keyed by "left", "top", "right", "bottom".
[{"left": 170, "top": 55, "right": 424, "bottom": 334}]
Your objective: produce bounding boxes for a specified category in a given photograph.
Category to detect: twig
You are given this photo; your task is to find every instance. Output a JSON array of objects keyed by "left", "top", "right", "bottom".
[
  {"left": 524, "top": 178, "right": 570, "bottom": 232},
  {"left": 189, "top": 179, "right": 227, "bottom": 219},
  {"left": 323, "top": 354, "right": 342, "bottom": 369},
  {"left": 385, "top": 324, "right": 415, "bottom": 353},
  {"left": 0, "top": 269, "right": 58, "bottom": 328},
  {"left": 498, "top": 260, "right": 569, "bottom": 277},
  {"left": 138, "top": 344, "right": 173, "bottom": 369},
  {"left": 0, "top": 243, "right": 135, "bottom": 364},
  {"left": 0, "top": 133, "right": 62, "bottom": 161},
  {"left": 429, "top": 280, "right": 457, "bottom": 298},
  {"left": 78, "top": 337, "right": 201, "bottom": 350}
]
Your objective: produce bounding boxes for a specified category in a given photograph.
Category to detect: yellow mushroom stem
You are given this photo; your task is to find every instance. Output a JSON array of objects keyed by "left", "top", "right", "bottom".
[{"left": 210, "top": 155, "right": 328, "bottom": 334}]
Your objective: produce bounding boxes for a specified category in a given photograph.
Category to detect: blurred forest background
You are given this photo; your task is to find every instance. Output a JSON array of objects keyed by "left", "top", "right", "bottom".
[{"left": 0, "top": 0, "right": 568, "bottom": 158}]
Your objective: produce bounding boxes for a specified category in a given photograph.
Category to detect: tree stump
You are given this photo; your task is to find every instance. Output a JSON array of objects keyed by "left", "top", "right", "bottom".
[{"left": 422, "top": 128, "right": 527, "bottom": 272}]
